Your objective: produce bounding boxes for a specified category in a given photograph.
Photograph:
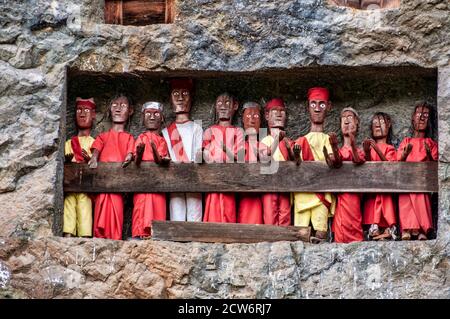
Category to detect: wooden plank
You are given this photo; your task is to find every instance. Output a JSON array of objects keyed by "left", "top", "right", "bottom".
[
  {"left": 122, "top": 0, "right": 166, "bottom": 25},
  {"left": 151, "top": 221, "right": 311, "bottom": 243},
  {"left": 105, "top": 0, "right": 123, "bottom": 25},
  {"left": 64, "top": 162, "right": 438, "bottom": 193},
  {"left": 165, "top": 0, "right": 175, "bottom": 24}
]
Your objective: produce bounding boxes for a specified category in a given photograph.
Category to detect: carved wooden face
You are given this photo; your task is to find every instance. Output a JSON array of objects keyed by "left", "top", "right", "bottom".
[
  {"left": 308, "top": 99, "right": 330, "bottom": 125},
  {"left": 341, "top": 110, "right": 359, "bottom": 136},
  {"left": 75, "top": 105, "right": 95, "bottom": 130},
  {"left": 412, "top": 105, "right": 430, "bottom": 132},
  {"left": 265, "top": 106, "right": 286, "bottom": 129},
  {"left": 215, "top": 94, "right": 238, "bottom": 121},
  {"left": 170, "top": 88, "right": 192, "bottom": 114},
  {"left": 243, "top": 107, "right": 261, "bottom": 134},
  {"left": 110, "top": 96, "right": 132, "bottom": 124},
  {"left": 371, "top": 114, "right": 391, "bottom": 139},
  {"left": 143, "top": 109, "right": 162, "bottom": 130}
]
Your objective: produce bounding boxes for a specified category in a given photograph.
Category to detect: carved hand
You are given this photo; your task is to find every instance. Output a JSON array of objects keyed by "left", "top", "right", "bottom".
[
  {"left": 363, "top": 138, "right": 372, "bottom": 161},
  {"left": 88, "top": 156, "right": 97, "bottom": 169},
  {"left": 81, "top": 149, "right": 91, "bottom": 163},
  {"left": 401, "top": 143, "right": 413, "bottom": 161},
  {"left": 122, "top": 153, "right": 133, "bottom": 168},
  {"left": 424, "top": 142, "right": 432, "bottom": 161},
  {"left": 293, "top": 144, "right": 302, "bottom": 166},
  {"left": 65, "top": 153, "right": 74, "bottom": 163}
]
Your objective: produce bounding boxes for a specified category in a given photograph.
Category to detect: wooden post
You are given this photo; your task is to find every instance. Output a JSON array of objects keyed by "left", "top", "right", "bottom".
[
  {"left": 105, "top": 0, "right": 123, "bottom": 25},
  {"left": 151, "top": 221, "right": 311, "bottom": 243}
]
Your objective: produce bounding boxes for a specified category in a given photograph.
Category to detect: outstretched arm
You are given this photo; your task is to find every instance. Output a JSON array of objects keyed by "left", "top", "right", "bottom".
[
  {"left": 329, "top": 133, "right": 342, "bottom": 168},
  {"left": 122, "top": 152, "right": 134, "bottom": 168},
  {"left": 399, "top": 143, "right": 413, "bottom": 162},
  {"left": 293, "top": 144, "right": 302, "bottom": 166},
  {"left": 135, "top": 143, "right": 145, "bottom": 167}
]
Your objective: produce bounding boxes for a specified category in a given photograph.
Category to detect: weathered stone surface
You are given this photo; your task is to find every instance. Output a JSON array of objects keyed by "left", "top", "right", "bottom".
[
  {"left": 0, "top": 0, "right": 449, "bottom": 298},
  {"left": 0, "top": 237, "right": 448, "bottom": 299}
]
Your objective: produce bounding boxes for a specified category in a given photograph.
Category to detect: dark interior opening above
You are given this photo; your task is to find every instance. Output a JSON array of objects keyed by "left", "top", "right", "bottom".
[
  {"left": 329, "top": 0, "right": 400, "bottom": 10},
  {"left": 105, "top": 0, "right": 175, "bottom": 26}
]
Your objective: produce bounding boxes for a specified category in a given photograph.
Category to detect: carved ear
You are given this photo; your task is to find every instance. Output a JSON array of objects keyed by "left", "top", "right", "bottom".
[
  {"left": 233, "top": 99, "right": 239, "bottom": 111},
  {"left": 265, "top": 111, "right": 270, "bottom": 122},
  {"left": 327, "top": 101, "right": 332, "bottom": 112}
]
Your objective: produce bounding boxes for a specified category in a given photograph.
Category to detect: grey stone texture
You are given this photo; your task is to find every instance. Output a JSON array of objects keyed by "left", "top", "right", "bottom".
[{"left": 0, "top": 0, "right": 449, "bottom": 298}]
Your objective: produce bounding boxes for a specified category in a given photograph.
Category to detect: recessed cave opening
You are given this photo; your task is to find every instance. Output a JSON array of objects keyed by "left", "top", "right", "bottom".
[
  {"left": 59, "top": 66, "right": 438, "bottom": 241},
  {"left": 105, "top": 0, "right": 175, "bottom": 26},
  {"left": 329, "top": 0, "right": 400, "bottom": 10}
]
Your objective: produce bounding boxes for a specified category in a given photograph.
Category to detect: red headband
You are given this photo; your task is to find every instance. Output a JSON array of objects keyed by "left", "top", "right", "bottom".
[
  {"left": 170, "top": 78, "right": 194, "bottom": 91},
  {"left": 76, "top": 97, "right": 96, "bottom": 110},
  {"left": 265, "top": 98, "right": 285, "bottom": 111},
  {"left": 308, "top": 87, "right": 329, "bottom": 101}
]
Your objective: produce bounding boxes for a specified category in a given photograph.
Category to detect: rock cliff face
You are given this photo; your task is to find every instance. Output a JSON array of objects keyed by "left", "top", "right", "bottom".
[{"left": 0, "top": 0, "right": 449, "bottom": 298}]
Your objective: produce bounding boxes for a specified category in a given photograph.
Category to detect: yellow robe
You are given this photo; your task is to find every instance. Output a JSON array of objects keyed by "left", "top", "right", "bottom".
[
  {"left": 293, "top": 132, "right": 336, "bottom": 232},
  {"left": 260, "top": 135, "right": 287, "bottom": 162},
  {"left": 64, "top": 136, "right": 95, "bottom": 236}
]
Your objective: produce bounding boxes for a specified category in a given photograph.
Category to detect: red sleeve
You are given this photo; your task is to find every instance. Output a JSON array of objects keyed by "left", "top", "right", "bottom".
[
  {"left": 385, "top": 145, "right": 397, "bottom": 161},
  {"left": 430, "top": 139, "right": 438, "bottom": 161},
  {"left": 159, "top": 137, "right": 169, "bottom": 158},
  {"left": 91, "top": 133, "right": 105, "bottom": 153},
  {"left": 202, "top": 128, "right": 212, "bottom": 149},
  {"left": 127, "top": 134, "right": 135, "bottom": 155}
]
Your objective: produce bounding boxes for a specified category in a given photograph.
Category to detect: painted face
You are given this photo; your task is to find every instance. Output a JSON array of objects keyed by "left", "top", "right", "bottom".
[
  {"left": 308, "top": 99, "right": 329, "bottom": 125},
  {"left": 340, "top": 110, "right": 358, "bottom": 136},
  {"left": 75, "top": 105, "right": 95, "bottom": 129},
  {"left": 171, "top": 88, "right": 192, "bottom": 114},
  {"left": 266, "top": 106, "right": 286, "bottom": 129},
  {"left": 412, "top": 105, "right": 430, "bottom": 132},
  {"left": 110, "top": 96, "right": 132, "bottom": 124},
  {"left": 143, "top": 109, "right": 162, "bottom": 130},
  {"left": 215, "top": 95, "right": 237, "bottom": 121},
  {"left": 243, "top": 107, "right": 261, "bottom": 135},
  {"left": 371, "top": 115, "right": 390, "bottom": 139}
]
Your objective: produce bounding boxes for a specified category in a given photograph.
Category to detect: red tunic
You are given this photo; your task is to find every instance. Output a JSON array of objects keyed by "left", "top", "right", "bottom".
[
  {"left": 397, "top": 137, "right": 438, "bottom": 233},
  {"left": 332, "top": 145, "right": 365, "bottom": 243},
  {"left": 238, "top": 139, "right": 263, "bottom": 224},
  {"left": 363, "top": 143, "right": 397, "bottom": 228},
  {"left": 259, "top": 135, "right": 292, "bottom": 226},
  {"left": 91, "top": 129, "right": 134, "bottom": 240},
  {"left": 203, "top": 125, "right": 244, "bottom": 223},
  {"left": 132, "top": 132, "right": 168, "bottom": 237}
]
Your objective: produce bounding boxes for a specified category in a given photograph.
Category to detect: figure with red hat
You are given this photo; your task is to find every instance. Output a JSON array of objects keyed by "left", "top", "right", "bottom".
[
  {"left": 259, "top": 98, "right": 294, "bottom": 226},
  {"left": 63, "top": 97, "right": 96, "bottom": 237},
  {"left": 132, "top": 101, "right": 170, "bottom": 239},
  {"left": 330, "top": 107, "right": 365, "bottom": 243},
  {"left": 238, "top": 101, "right": 263, "bottom": 224},
  {"left": 202, "top": 93, "right": 244, "bottom": 223},
  {"left": 88, "top": 95, "right": 135, "bottom": 240},
  {"left": 293, "top": 87, "right": 338, "bottom": 243},
  {"left": 362, "top": 112, "right": 398, "bottom": 240},
  {"left": 162, "top": 78, "right": 203, "bottom": 222},
  {"left": 397, "top": 102, "right": 437, "bottom": 240}
]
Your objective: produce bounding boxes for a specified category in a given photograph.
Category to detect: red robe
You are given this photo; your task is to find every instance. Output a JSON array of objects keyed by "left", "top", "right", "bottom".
[
  {"left": 238, "top": 138, "right": 263, "bottom": 224},
  {"left": 332, "top": 145, "right": 365, "bottom": 243},
  {"left": 397, "top": 137, "right": 438, "bottom": 233},
  {"left": 363, "top": 143, "right": 397, "bottom": 228},
  {"left": 132, "top": 131, "right": 168, "bottom": 237},
  {"left": 260, "top": 135, "right": 293, "bottom": 226},
  {"left": 203, "top": 125, "right": 244, "bottom": 223},
  {"left": 92, "top": 129, "right": 135, "bottom": 240}
]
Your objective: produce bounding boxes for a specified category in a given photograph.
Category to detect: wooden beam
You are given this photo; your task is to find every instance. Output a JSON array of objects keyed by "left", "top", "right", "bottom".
[
  {"left": 105, "top": 0, "right": 123, "bottom": 25},
  {"left": 122, "top": 0, "right": 166, "bottom": 25},
  {"left": 165, "top": 0, "right": 175, "bottom": 24},
  {"left": 64, "top": 162, "right": 438, "bottom": 193},
  {"left": 151, "top": 221, "right": 311, "bottom": 243}
]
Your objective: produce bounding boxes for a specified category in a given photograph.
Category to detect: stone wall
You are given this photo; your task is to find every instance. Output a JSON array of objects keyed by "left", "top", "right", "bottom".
[{"left": 0, "top": 0, "right": 449, "bottom": 298}]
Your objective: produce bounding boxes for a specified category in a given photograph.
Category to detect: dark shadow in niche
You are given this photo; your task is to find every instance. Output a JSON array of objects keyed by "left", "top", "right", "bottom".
[
  {"left": 329, "top": 0, "right": 400, "bottom": 10},
  {"left": 62, "top": 66, "right": 438, "bottom": 241}
]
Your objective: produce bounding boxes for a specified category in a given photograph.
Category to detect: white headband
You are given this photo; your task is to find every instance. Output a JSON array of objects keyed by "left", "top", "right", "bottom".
[{"left": 142, "top": 101, "right": 163, "bottom": 113}]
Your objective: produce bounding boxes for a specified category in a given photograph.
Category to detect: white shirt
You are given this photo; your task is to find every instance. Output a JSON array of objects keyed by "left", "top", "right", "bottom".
[{"left": 162, "top": 120, "right": 203, "bottom": 162}]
